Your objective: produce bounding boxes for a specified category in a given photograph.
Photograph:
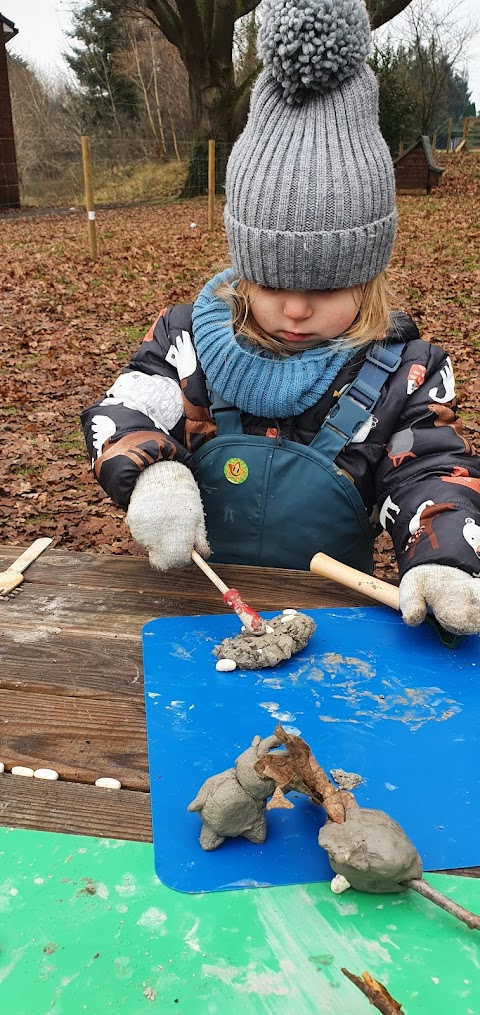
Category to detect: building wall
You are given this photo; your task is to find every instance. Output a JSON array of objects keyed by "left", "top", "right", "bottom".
[{"left": 0, "top": 29, "right": 20, "bottom": 208}]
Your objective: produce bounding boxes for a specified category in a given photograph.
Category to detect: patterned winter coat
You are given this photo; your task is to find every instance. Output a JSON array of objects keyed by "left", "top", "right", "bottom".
[{"left": 81, "top": 305, "right": 480, "bottom": 578}]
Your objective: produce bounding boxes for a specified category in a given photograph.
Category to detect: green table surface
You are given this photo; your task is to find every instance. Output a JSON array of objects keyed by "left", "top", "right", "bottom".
[{"left": 1, "top": 828, "right": 479, "bottom": 1015}]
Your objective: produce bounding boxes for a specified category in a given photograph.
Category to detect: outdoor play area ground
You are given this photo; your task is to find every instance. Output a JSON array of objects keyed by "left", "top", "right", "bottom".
[{"left": 1, "top": 152, "right": 479, "bottom": 579}]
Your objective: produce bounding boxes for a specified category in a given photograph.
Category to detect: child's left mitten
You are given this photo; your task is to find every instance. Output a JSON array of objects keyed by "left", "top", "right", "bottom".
[{"left": 399, "top": 564, "right": 480, "bottom": 636}]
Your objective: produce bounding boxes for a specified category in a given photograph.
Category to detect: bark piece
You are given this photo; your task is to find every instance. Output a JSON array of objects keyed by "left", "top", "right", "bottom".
[
  {"left": 266, "top": 786, "right": 295, "bottom": 810},
  {"left": 254, "top": 724, "right": 353, "bottom": 823}
]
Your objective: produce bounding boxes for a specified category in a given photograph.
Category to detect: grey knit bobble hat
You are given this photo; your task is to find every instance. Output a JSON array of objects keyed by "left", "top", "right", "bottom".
[{"left": 224, "top": 0, "right": 397, "bottom": 291}]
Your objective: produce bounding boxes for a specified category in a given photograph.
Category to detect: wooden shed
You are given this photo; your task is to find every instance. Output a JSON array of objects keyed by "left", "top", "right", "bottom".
[
  {"left": 393, "top": 136, "right": 443, "bottom": 195},
  {"left": 0, "top": 12, "right": 20, "bottom": 209}
]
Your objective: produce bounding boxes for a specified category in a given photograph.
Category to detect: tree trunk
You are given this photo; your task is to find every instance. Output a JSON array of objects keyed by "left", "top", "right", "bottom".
[
  {"left": 180, "top": 66, "right": 237, "bottom": 198},
  {"left": 139, "top": 0, "right": 415, "bottom": 199}
]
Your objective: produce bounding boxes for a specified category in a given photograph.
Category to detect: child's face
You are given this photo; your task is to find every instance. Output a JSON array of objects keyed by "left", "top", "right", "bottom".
[{"left": 250, "top": 285, "right": 360, "bottom": 349}]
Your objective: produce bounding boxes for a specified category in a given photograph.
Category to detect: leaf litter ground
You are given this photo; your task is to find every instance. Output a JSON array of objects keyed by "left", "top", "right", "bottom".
[{"left": 1, "top": 153, "right": 479, "bottom": 579}]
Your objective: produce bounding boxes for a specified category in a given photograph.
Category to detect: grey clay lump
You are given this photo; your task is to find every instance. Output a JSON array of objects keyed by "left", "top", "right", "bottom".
[
  {"left": 214, "top": 613, "right": 316, "bottom": 670},
  {"left": 319, "top": 807, "right": 423, "bottom": 893},
  {"left": 188, "top": 734, "right": 280, "bottom": 851}
]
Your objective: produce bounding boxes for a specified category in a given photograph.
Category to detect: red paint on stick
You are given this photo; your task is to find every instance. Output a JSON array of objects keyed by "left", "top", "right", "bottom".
[{"left": 223, "top": 589, "right": 264, "bottom": 632}]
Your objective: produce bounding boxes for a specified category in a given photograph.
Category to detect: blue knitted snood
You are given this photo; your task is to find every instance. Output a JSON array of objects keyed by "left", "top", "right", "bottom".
[{"left": 191, "top": 270, "right": 358, "bottom": 417}]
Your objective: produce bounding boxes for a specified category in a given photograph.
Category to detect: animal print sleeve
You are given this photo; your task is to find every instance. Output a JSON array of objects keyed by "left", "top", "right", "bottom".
[
  {"left": 375, "top": 345, "right": 480, "bottom": 579},
  {"left": 80, "top": 308, "right": 195, "bottom": 507}
]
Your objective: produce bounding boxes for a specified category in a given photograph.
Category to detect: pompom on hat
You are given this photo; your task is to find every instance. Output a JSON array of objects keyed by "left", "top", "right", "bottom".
[{"left": 224, "top": 0, "right": 397, "bottom": 291}]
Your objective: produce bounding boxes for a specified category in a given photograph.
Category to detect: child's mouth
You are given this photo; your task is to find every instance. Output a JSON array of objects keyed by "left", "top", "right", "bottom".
[{"left": 281, "top": 331, "right": 316, "bottom": 342}]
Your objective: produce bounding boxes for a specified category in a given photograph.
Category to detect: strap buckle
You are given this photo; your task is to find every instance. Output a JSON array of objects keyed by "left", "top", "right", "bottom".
[
  {"left": 366, "top": 343, "right": 403, "bottom": 374},
  {"left": 324, "top": 394, "right": 371, "bottom": 441}
]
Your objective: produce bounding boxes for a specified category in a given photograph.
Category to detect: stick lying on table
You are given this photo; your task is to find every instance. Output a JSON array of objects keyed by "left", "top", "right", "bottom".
[
  {"left": 191, "top": 550, "right": 267, "bottom": 635},
  {"left": 0, "top": 538, "right": 53, "bottom": 598},
  {"left": 309, "top": 552, "right": 459, "bottom": 647}
]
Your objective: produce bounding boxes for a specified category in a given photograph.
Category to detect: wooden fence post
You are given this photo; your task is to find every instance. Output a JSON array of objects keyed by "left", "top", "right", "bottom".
[
  {"left": 398, "top": 140, "right": 404, "bottom": 158},
  {"left": 208, "top": 139, "right": 215, "bottom": 232},
  {"left": 81, "top": 135, "right": 98, "bottom": 260},
  {"left": 432, "top": 130, "right": 437, "bottom": 157},
  {"left": 462, "top": 117, "right": 470, "bottom": 142},
  {"left": 447, "top": 117, "right": 452, "bottom": 154}
]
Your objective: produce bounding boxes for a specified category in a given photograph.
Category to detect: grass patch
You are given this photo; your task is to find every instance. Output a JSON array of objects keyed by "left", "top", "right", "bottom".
[{"left": 20, "top": 158, "right": 188, "bottom": 210}]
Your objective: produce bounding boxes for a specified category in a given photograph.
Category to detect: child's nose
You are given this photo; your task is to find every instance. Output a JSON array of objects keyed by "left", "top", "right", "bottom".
[{"left": 283, "top": 294, "right": 313, "bottom": 320}]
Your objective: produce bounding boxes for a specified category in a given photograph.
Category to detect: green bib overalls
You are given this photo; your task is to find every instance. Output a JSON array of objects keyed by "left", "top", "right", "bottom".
[{"left": 194, "top": 341, "right": 404, "bottom": 571}]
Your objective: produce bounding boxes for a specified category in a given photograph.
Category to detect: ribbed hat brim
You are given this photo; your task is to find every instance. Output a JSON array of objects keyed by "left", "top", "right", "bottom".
[{"left": 224, "top": 206, "right": 397, "bottom": 289}]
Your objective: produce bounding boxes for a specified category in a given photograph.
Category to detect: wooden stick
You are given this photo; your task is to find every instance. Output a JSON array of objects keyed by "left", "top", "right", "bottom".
[
  {"left": 7, "top": 538, "right": 53, "bottom": 574},
  {"left": 341, "top": 969, "right": 404, "bottom": 1014},
  {"left": 191, "top": 550, "right": 266, "bottom": 635},
  {"left": 405, "top": 878, "right": 480, "bottom": 931},
  {"left": 310, "top": 552, "right": 400, "bottom": 610},
  {"left": 191, "top": 549, "right": 228, "bottom": 594}
]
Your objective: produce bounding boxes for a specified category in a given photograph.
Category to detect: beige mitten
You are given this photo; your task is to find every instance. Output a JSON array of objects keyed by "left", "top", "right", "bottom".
[
  {"left": 399, "top": 564, "right": 480, "bottom": 636},
  {"left": 126, "top": 461, "right": 210, "bottom": 570}
]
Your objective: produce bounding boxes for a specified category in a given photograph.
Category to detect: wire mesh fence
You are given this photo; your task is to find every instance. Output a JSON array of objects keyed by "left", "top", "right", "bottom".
[{"left": 0, "top": 137, "right": 234, "bottom": 213}]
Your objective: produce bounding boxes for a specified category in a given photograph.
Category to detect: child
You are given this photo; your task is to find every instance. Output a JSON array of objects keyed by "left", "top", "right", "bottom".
[{"left": 81, "top": 0, "right": 480, "bottom": 636}]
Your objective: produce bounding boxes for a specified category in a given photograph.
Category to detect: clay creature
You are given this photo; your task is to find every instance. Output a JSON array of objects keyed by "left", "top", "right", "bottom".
[
  {"left": 319, "top": 807, "right": 422, "bottom": 893},
  {"left": 188, "top": 734, "right": 280, "bottom": 851},
  {"left": 260, "top": 725, "right": 480, "bottom": 929},
  {"left": 214, "top": 610, "right": 316, "bottom": 670}
]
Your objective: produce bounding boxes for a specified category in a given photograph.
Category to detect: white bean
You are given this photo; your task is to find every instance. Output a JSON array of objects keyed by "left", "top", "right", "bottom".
[
  {"left": 215, "top": 658, "right": 237, "bottom": 672},
  {"left": 34, "top": 769, "right": 59, "bottom": 781},
  {"left": 95, "top": 777, "right": 122, "bottom": 790},
  {"left": 11, "top": 766, "right": 34, "bottom": 777},
  {"left": 282, "top": 609, "right": 298, "bottom": 616}
]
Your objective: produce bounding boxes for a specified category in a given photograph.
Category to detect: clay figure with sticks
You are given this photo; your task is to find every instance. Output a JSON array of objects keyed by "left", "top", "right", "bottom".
[
  {"left": 187, "top": 734, "right": 280, "bottom": 850},
  {"left": 255, "top": 725, "right": 480, "bottom": 931}
]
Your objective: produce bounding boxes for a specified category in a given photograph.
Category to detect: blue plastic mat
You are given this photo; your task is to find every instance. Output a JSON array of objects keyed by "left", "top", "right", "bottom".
[{"left": 143, "top": 607, "right": 479, "bottom": 893}]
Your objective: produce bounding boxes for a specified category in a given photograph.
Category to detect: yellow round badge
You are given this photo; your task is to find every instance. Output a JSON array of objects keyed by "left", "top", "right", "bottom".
[{"left": 224, "top": 458, "right": 249, "bottom": 485}]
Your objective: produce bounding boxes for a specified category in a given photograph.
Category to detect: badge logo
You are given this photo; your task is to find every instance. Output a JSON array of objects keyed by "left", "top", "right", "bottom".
[{"left": 224, "top": 458, "right": 249, "bottom": 484}]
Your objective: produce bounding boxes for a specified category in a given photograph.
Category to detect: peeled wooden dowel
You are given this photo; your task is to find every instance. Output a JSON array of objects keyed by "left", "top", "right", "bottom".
[
  {"left": 310, "top": 552, "right": 400, "bottom": 610},
  {"left": 191, "top": 550, "right": 267, "bottom": 635}
]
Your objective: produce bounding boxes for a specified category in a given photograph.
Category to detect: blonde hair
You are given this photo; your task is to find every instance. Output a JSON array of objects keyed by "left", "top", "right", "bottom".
[{"left": 215, "top": 274, "right": 394, "bottom": 357}]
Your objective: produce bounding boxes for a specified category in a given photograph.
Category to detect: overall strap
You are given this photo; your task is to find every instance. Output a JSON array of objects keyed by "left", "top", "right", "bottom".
[
  {"left": 208, "top": 389, "right": 243, "bottom": 435},
  {"left": 310, "top": 340, "right": 405, "bottom": 459}
]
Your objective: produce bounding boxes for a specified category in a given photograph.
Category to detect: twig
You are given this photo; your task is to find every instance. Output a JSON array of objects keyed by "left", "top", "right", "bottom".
[
  {"left": 341, "top": 968, "right": 404, "bottom": 1014},
  {"left": 405, "top": 878, "right": 480, "bottom": 931}
]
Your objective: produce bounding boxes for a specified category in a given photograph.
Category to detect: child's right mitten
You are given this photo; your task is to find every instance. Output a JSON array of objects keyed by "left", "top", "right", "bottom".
[{"left": 126, "top": 461, "right": 210, "bottom": 571}]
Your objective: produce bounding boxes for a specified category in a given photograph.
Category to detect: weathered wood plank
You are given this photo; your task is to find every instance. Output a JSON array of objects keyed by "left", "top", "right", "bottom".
[
  {"left": 0, "top": 627, "right": 143, "bottom": 698},
  {"left": 0, "top": 545, "right": 377, "bottom": 608},
  {"left": 0, "top": 564, "right": 375, "bottom": 644},
  {"left": 0, "top": 777, "right": 152, "bottom": 841},
  {"left": 0, "top": 689, "right": 148, "bottom": 789}
]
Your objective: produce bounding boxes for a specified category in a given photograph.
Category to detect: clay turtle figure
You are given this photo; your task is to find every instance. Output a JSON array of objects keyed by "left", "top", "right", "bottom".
[{"left": 188, "top": 734, "right": 280, "bottom": 851}]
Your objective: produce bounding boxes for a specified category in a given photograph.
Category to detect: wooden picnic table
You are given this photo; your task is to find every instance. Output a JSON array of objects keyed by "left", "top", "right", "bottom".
[
  {"left": 0, "top": 542, "right": 477, "bottom": 880},
  {"left": 0, "top": 543, "right": 379, "bottom": 845},
  {"left": 3, "top": 543, "right": 480, "bottom": 1015}
]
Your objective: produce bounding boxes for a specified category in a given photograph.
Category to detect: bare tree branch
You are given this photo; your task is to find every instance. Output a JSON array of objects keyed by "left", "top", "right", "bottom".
[{"left": 143, "top": 0, "right": 183, "bottom": 48}]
